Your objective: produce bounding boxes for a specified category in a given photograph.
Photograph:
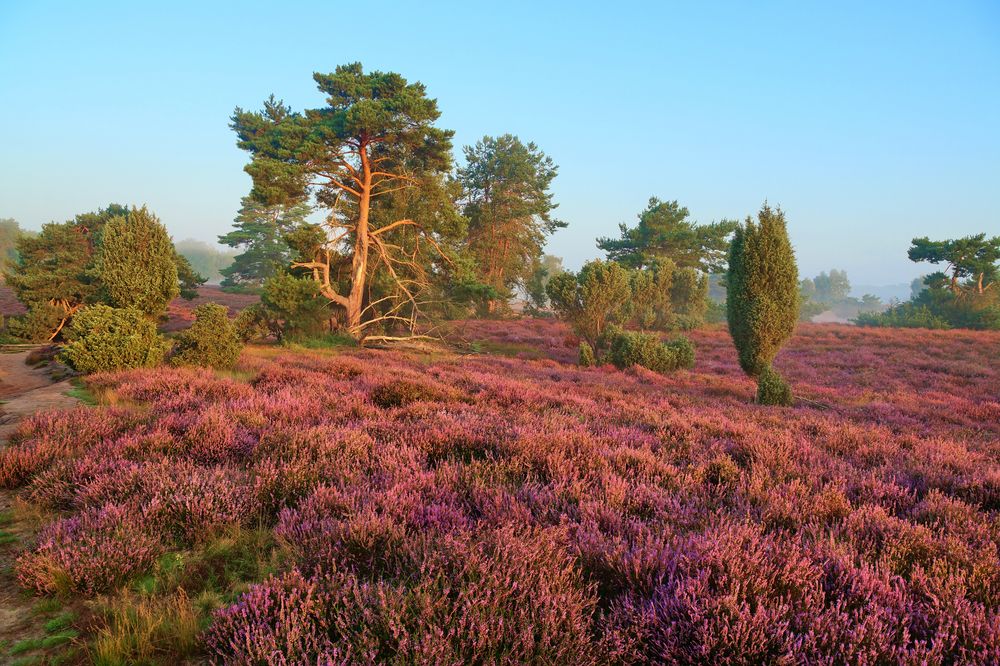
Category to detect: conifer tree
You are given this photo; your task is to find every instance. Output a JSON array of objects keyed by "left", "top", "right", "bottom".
[
  {"left": 219, "top": 197, "right": 311, "bottom": 292},
  {"left": 99, "top": 206, "right": 179, "bottom": 317},
  {"left": 726, "top": 203, "right": 798, "bottom": 405},
  {"left": 459, "top": 135, "right": 563, "bottom": 314},
  {"left": 231, "top": 64, "right": 453, "bottom": 340}
]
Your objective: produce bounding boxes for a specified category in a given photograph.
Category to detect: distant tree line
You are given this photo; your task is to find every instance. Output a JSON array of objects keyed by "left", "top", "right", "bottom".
[
  {"left": 796, "top": 269, "right": 883, "bottom": 322},
  {"left": 857, "top": 234, "right": 1000, "bottom": 329}
]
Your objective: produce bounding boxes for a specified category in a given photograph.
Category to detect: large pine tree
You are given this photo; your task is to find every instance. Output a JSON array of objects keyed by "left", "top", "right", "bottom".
[
  {"left": 598, "top": 198, "right": 737, "bottom": 272},
  {"left": 231, "top": 63, "right": 454, "bottom": 340},
  {"left": 458, "top": 134, "right": 563, "bottom": 314}
]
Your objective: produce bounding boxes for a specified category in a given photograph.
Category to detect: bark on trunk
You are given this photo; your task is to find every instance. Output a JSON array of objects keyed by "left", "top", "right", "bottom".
[{"left": 346, "top": 145, "right": 373, "bottom": 338}]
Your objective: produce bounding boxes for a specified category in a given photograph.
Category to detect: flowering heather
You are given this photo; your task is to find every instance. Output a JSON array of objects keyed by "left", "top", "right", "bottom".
[{"left": 2, "top": 320, "right": 1000, "bottom": 662}]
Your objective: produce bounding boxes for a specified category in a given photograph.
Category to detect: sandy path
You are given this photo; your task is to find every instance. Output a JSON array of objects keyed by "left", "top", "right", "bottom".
[
  {"left": 0, "top": 349, "right": 79, "bottom": 443},
  {"left": 0, "top": 348, "right": 82, "bottom": 655}
]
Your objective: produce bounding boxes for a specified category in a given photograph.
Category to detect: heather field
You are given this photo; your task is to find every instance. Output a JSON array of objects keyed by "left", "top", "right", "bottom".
[{"left": 2, "top": 321, "right": 1000, "bottom": 664}]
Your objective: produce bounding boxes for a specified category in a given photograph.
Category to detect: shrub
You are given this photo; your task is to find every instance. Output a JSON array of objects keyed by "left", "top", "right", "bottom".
[
  {"left": 756, "top": 366, "right": 793, "bottom": 406},
  {"left": 578, "top": 341, "right": 595, "bottom": 367},
  {"left": 61, "top": 305, "right": 167, "bottom": 374},
  {"left": 671, "top": 266, "right": 709, "bottom": 323},
  {"left": 370, "top": 379, "right": 450, "bottom": 408},
  {"left": 546, "top": 260, "right": 632, "bottom": 349},
  {"left": 855, "top": 303, "right": 950, "bottom": 329},
  {"left": 170, "top": 303, "right": 242, "bottom": 369},
  {"left": 261, "top": 273, "right": 330, "bottom": 341},
  {"left": 607, "top": 329, "right": 695, "bottom": 373},
  {"left": 726, "top": 203, "right": 799, "bottom": 404},
  {"left": 7, "top": 303, "right": 65, "bottom": 342},
  {"left": 233, "top": 303, "right": 275, "bottom": 342},
  {"left": 704, "top": 299, "right": 727, "bottom": 324},
  {"left": 629, "top": 262, "right": 673, "bottom": 330},
  {"left": 98, "top": 206, "right": 180, "bottom": 317}
]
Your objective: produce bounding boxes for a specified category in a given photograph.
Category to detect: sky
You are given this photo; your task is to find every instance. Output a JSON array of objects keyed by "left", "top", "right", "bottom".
[{"left": 1, "top": 1, "right": 998, "bottom": 287}]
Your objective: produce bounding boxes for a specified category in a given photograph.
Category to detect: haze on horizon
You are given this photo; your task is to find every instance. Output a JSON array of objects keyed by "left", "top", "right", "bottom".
[{"left": 1, "top": 0, "right": 997, "bottom": 287}]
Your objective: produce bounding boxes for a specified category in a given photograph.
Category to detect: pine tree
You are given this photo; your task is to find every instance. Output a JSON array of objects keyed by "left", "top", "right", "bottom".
[
  {"left": 98, "top": 206, "right": 179, "bottom": 317},
  {"left": 219, "top": 197, "right": 311, "bottom": 292},
  {"left": 232, "top": 64, "right": 454, "bottom": 339},
  {"left": 726, "top": 203, "right": 799, "bottom": 405},
  {"left": 459, "top": 135, "right": 563, "bottom": 314}
]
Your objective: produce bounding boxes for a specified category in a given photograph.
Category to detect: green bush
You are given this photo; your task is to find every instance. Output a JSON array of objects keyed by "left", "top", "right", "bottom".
[
  {"left": 726, "top": 204, "right": 799, "bottom": 404},
  {"left": 61, "top": 305, "right": 167, "bottom": 374},
  {"left": 629, "top": 262, "right": 674, "bottom": 330},
  {"left": 98, "top": 206, "right": 180, "bottom": 317},
  {"left": 854, "top": 304, "right": 950, "bottom": 329},
  {"left": 578, "top": 341, "right": 595, "bottom": 367},
  {"left": 671, "top": 266, "right": 709, "bottom": 323},
  {"left": 756, "top": 366, "right": 792, "bottom": 406},
  {"left": 261, "top": 273, "right": 330, "bottom": 341},
  {"left": 704, "top": 300, "right": 727, "bottom": 324},
  {"left": 233, "top": 304, "right": 276, "bottom": 342},
  {"left": 855, "top": 289, "right": 999, "bottom": 330},
  {"left": 8, "top": 304, "right": 65, "bottom": 343},
  {"left": 170, "top": 303, "right": 243, "bottom": 369},
  {"left": 607, "top": 329, "right": 695, "bottom": 373},
  {"left": 726, "top": 204, "right": 799, "bottom": 378},
  {"left": 546, "top": 260, "right": 632, "bottom": 349}
]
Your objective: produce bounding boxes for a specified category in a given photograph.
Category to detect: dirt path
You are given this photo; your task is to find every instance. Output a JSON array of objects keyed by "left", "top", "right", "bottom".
[
  {"left": 0, "top": 348, "right": 83, "bottom": 661},
  {"left": 0, "top": 349, "right": 80, "bottom": 443}
]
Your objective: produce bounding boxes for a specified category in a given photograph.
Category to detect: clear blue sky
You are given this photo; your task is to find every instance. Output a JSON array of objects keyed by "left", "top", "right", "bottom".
[{"left": 1, "top": 1, "right": 997, "bottom": 286}]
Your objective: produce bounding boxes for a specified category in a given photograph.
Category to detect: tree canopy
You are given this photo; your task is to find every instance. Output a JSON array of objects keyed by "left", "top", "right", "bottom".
[
  {"left": 218, "top": 197, "right": 310, "bottom": 291},
  {"left": 597, "top": 198, "right": 738, "bottom": 272},
  {"left": 231, "top": 63, "right": 454, "bottom": 339},
  {"left": 908, "top": 234, "right": 1000, "bottom": 294},
  {"left": 459, "top": 134, "right": 563, "bottom": 313},
  {"left": 99, "top": 206, "right": 180, "bottom": 316}
]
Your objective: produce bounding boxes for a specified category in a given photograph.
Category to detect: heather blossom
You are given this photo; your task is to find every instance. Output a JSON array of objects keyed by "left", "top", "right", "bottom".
[{"left": 1, "top": 321, "right": 999, "bottom": 662}]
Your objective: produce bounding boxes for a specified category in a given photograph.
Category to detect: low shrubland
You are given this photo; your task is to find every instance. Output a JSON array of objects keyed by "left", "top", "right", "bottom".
[
  {"left": 2, "top": 322, "right": 1000, "bottom": 663},
  {"left": 169, "top": 303, "right": 242, "bottom": 369},
  {"left": 605, "top": 327, "right": 695, "bottom": 373},
  {"left": 60, "top": 305, "right": 168, "bottom": 374}
]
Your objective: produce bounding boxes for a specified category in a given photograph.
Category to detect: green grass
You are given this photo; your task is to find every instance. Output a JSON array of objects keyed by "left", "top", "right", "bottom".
[
  {"left": 9, "top": 656, "right": 44, "bottom": 666},
  {"left": 40, "top": 631, "right": 78, "bottom": 649},
  {"left": 9, "top": 638, "right": 43, "bottom": 655},
  {"left": 64, "top": 379, "right": 98, "bottom": 405},
  {"left": 285, "top": 332, "right": 358, "bottom": 350},
  {"left": 89, "top": 526, "right": 281, "bottom": 663},
  {"left": 32, "top": 598, "right": 63, "bottom": 615},
  {"left": 43, "top": 612, "right": 77, "bottom": 634}
]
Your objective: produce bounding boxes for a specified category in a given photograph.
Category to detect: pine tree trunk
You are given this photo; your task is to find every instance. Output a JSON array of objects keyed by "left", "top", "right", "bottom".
[{"left": 347, "top": 146, "right": 373, "bottom": 339}]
